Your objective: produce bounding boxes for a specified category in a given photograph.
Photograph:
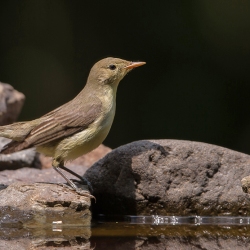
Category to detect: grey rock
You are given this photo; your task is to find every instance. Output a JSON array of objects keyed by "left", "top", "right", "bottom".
[
  {"left": 0, "top": 83, "right": 35, "bottom": 170},
  {"left": 0, "top": 182, "right": 91, "bottom": 228},
  {"left": 0, "top": 137, "right": 40, "bottom": 170},
  {"left": 0, "top": 82, "right": 25, "bottom": 125},
  {"left": 241, "top": 175, "right": 250, "bottom": 193},
  {"left": 0, "top": 164, "right": 89, "bottom": 186},
  {"left": 84, "top": 139, "right": 250, "bottom": 216},
  {"left": 0, "top": 182, "right": 91, "bottom": 249}
]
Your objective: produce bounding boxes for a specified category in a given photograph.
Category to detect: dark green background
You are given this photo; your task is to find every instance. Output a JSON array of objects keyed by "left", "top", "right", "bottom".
[{"left": 1, "top": 1, "right": 250, "bottom": 153}]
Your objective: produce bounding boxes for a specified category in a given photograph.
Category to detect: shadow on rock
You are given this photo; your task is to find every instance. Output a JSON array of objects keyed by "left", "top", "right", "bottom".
[{"left": 84, "top": 140, "right": 168, "bottom": 216}]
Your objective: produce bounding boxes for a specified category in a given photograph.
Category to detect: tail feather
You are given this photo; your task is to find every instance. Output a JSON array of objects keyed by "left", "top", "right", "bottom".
[
  {"left": 0, "top": 121, "right": 36, "bottom": 141},
  {"left": 0, "top": 140, "right": 30, "bottom": 154},
  {"left": 0, "top": 121, "right": 36, "bottom": 154}
]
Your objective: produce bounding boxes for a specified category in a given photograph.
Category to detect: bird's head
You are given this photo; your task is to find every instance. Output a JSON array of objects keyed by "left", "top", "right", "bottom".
[{"left": 87, "top": 57, "right": 146, "bottom": 88}]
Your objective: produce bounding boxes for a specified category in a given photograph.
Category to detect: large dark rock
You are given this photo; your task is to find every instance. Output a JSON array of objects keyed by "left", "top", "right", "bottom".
[
  {"left": 0, "top": 82, "right": 25, "bottom": 125},
  {"left": 84, "top": 139, "right": 250, "bottom": 216}
]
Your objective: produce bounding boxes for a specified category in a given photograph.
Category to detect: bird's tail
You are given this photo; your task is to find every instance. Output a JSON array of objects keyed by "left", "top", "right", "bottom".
[
  {"left": 0, "top": 140, "right": 30, "bottom": 154},
  {"left": 0, "top": 122, "right": 32, "bottom": 141},
  {"left": 0, "top": 121, "right": 34, "bottom": 154}
]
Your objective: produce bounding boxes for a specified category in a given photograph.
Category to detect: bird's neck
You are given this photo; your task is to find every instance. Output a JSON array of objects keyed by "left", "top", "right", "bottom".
[
  {"left": 77, "top": 81, "right": 118, "bottom": 112},
  {"left": 96, "top": 84, "right": 117, "bottom": 113}
]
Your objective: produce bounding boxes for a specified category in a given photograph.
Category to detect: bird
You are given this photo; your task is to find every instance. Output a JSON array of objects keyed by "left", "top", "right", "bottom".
[{"left": 0, "top": 57, "right": 146, "bottom": 194}]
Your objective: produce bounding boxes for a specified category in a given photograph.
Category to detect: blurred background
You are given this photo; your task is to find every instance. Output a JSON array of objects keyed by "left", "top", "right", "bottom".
[{"left": 1, "top": 1, "right": 250, "bottom": 153}]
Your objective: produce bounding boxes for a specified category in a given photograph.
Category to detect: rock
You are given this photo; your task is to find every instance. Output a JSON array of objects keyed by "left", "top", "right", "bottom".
[
  {"left": 0, "top": 149, "right": 39, "bottom": 170},
  {"left": 0, "top": 137, "right": 40, "bottom": 170},
  {"left": 0, "top": 164, "right": 89, "bottom": 186},
  {"left": 0, "top": 182, "right": 91, "bottom": 249},
  {"left": 84, "top": 139, "right": 250, "bottom": 216},
  {"left": 241, "top": 175, "right": 250, "bottom": 193},
  {"left": 0, "top": 182, "right": 91, "bottom": 228},
  {"left": 0, "top": 82, "right": 25, "bottom": 125}
]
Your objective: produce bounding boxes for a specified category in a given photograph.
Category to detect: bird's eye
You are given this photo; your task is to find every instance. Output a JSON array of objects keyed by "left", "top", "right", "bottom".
[{"left": 108, "top": 64, "right": 116, "bottom": 70}]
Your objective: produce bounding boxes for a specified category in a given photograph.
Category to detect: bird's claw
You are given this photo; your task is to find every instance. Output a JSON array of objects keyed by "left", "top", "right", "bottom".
[
  {"left": 70, "top": 178, "right": 93, "bottom": 193},
  {"left": 56, "top": 183, "right": 95, "bottom": 201}
]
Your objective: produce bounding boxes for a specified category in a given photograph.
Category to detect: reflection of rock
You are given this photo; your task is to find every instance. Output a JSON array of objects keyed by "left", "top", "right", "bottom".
[
  {"left": 0, "top": 82, "right": 25, "bottom": 126},
  {"left": 92, "top": 234, "right": 250, "bottom": 250},
  {"left": 91, "top": 223, "right": 250, "bottom": 249},
  {"left": 84, "top": 140, "right": 250, "bottom": 216},
  {"left": 0, "top": 226, "right": 91, "bottom": 249},
  {"left": 0, "top": 237, "right": 91, "bottom": 250},
  {"left": 0, "top": 182, "right": 91, "bottom": 227}
]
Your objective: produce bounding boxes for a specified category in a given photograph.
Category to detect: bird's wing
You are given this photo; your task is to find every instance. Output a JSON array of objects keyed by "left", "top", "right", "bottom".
[
  {"left": 26, "top": 99, "right": 103, "bottom": 146},
  {"left": 0, "top": 96, "right": 103, "bottom": 154}
]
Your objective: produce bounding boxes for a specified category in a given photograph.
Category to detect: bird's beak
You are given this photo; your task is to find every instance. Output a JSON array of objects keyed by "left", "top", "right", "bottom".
[{"left": 125, "top": 61, "right": 146, "bottom": 69}]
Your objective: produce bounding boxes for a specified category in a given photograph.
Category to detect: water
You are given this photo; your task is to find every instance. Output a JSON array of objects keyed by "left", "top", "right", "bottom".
[
  {"left": 99, "top": 215, "right": 250, "bottom": 225},
  {"left": 1, "top": 215, "right": 250, "bottom": 249}
]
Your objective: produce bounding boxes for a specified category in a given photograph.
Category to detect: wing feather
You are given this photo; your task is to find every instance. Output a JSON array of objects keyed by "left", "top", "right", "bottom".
[
  {"left": 1, "top": 95, "right": 103, "bottom": 153},
  {"left": 27, "top": 98, "right": 102, "bottom": 146}
]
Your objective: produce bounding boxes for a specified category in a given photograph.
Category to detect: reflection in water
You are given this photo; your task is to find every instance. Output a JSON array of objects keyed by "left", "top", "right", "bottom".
[
  {"left": 127, "top": 215, "right": 250, "bottom": 225},
  {"left": 1, "top": 216, "right": 250, "bottom": 249},
  {"left": 0, "top": 226, "right": 91, "bottom": 249},
  {"left": 92, "top": 216, "right": 250, "bottom": 249}
]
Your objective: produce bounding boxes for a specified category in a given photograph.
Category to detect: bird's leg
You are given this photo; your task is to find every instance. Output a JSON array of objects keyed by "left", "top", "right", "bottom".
[
  {"left": 59, "top": 165, "right": 92, "bottom": 188},
  {"left": 52, "top": 159, "right": 94, "bottom": 199},
  {"left": 52, "top": 159, "right": 78, "bottom": 190}
]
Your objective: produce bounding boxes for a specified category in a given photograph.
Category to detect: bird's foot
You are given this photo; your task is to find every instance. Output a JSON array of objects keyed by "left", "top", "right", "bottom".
[
  {"left": 70, "top": 178, "right": 93, "bottom": 193},
  {"left": 56, "top": 182, "right": 95, "bottom": 201},
  {"left": 75, "top": 188, "right": 96, "bottom": 201}
]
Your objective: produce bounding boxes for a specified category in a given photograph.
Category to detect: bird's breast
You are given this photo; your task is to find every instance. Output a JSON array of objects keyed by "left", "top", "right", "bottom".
[{"left": 54, "top": 93, "right": 116, "bottom": 161}]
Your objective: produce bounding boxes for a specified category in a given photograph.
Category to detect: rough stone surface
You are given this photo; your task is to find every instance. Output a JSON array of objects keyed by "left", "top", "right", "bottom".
[
  {"left": 84, "top": 139, "right": 250, "bottom": 216},
  {"left": 241, "top": 175, "right": 250, "bottom": 193},
  {"left": 0, "top": 182, "right": 91, "bottom": 228},
  {"left": 0, "top": 165, "right": 89, "bottom": 186},
  {"left": 0, "top": 137, "right": 40, "bottom": 170},
  {"left": 0, "top": 149, "right": 39, "bottom": 170},
  {"left": 0, "top": 82, "right": 25, "bottom": 125}
]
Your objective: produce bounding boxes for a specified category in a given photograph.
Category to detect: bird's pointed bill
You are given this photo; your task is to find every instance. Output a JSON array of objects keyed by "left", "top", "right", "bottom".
[{"left": 125, "top": 61, "right": 146, "bottom": 69}]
